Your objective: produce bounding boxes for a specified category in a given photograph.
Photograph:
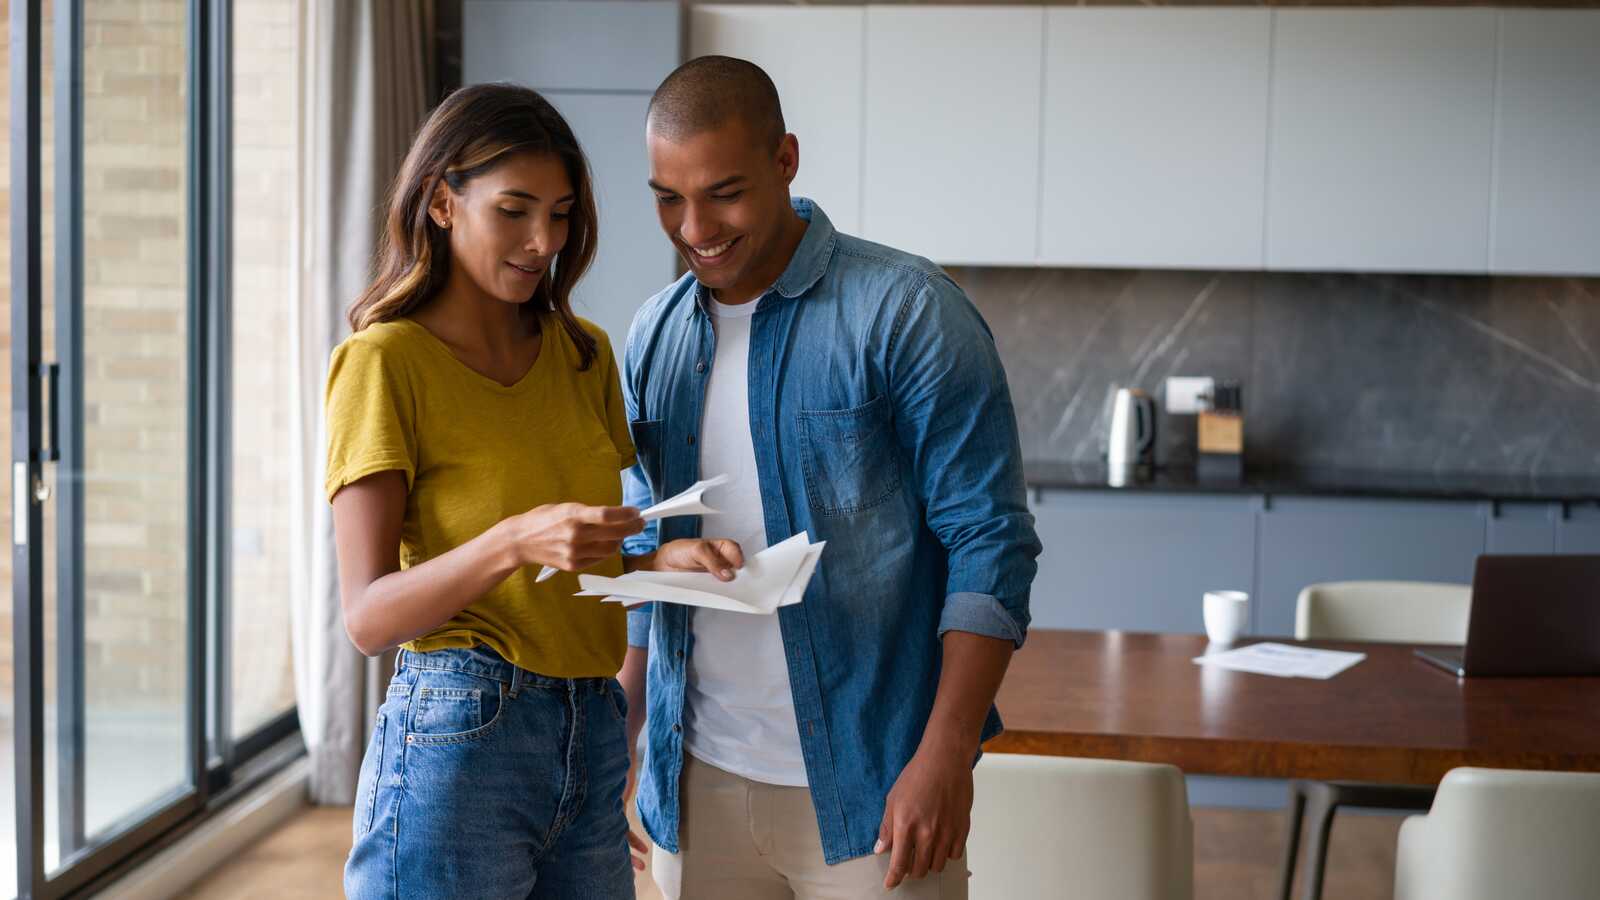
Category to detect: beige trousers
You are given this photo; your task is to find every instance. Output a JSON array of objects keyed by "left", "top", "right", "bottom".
[{"left": 649, "top": 755, "right": 970, "bottom": 900}]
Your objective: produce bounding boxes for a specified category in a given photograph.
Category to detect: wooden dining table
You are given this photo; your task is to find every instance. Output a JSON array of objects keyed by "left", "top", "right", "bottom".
[{"left": 984, "top": 629, "right": 1600, "bottom": 785}]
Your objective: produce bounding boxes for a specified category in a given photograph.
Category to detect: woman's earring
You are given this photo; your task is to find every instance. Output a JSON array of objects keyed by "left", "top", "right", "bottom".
[{"left": 434, "top": 215, "right": 450, "bottom": 229}]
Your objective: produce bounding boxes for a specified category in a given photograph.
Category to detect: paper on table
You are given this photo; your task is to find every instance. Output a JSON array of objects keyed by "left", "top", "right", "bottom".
[
  {"left": 536, "top": 474, "right": 731, "bottom": 582},
  {"left": 1192, "top": 642, "right": 1366, "bottom": 680},
  {"left": 575, "top": 531, "right": 826, "bottom": 615}
]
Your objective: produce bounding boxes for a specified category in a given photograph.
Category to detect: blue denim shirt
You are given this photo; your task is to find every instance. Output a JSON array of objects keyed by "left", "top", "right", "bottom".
[{"left": 622, "top": 199, "right": 1041, "bottom": 864}]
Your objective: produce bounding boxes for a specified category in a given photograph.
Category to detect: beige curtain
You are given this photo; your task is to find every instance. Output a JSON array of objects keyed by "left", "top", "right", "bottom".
[{"left": 289, "top": 0, "right": 436, "bottom": 805}]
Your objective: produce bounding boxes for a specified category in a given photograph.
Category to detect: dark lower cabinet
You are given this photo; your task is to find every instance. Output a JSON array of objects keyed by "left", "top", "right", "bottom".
[
  {"left": 1487, "top": 501, "right": 1559, "bottom": 553},
  {"left": 1254, "top": 497, "right": 1486, "bottom": 637},
  {"left": 1029, "top": 492, "right": 1256, "bottom": 633},
  {"left": 1558, "top": 502, "right": 1600, "bottom": 554}
]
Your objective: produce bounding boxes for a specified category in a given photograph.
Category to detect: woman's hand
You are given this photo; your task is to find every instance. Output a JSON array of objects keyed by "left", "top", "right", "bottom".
[
  {"left": 646, "top": 538, "right": 745, "bottom": 581},
  {"left": 498, "top": 503, "right": 644, "bottom": 573}
]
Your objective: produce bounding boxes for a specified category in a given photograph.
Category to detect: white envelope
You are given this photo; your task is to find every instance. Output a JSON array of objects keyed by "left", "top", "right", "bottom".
[{"left": 577, "top": 532, "right": 826, "bottom": 615}]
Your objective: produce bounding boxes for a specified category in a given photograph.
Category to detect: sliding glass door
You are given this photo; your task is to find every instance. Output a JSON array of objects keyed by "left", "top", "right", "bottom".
[
  {"left": 59, "top": 0, "right": 199, "bottom": 867},
  {"left": 9, "top": 1, "right": 302, "bottom": 896},
  {"left": 12, "top": 1, "right": 209, "bottom": 895}
]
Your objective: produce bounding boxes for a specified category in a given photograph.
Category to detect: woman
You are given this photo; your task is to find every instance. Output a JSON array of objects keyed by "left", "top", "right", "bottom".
[{"left": 329, "top": 84, "right": 740, "bottom": 899}]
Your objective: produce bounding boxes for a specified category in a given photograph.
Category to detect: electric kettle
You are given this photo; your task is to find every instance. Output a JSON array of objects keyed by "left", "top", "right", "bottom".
[{"left": 1107, "top": 387, "right": 1156, "bottom": 472}]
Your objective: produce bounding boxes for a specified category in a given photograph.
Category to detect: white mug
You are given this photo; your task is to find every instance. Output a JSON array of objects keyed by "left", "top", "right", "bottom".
[{"left": 1203, "top": 590, "right": 1250, "bottom": 644}]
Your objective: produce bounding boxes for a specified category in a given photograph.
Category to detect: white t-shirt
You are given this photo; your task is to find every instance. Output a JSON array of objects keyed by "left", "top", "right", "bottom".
[{"left": 682, "top": 296, "right": 809, "bottom": 787}]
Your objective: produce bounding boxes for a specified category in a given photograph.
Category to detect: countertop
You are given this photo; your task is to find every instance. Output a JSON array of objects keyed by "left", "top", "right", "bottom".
[{"left": 1024, "top": 461, "right": 1600, "bottom": 503}]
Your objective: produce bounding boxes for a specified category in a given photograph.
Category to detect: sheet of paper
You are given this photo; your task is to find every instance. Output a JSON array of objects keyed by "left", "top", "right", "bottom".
[
  {"left": 536, "top": 474, "right": 731, "bottom": 582},
  {"left": 576, "top": 532, "right": 826, "bottom": 615},
  {"left": 640, "top": 474, "right": 729, "bottom": 522},
  {"left": 1193, "top": 642, "right": 1366, "bottom": 680}
]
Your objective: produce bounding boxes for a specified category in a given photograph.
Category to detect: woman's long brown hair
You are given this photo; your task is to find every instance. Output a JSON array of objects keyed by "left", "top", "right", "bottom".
[{"left": 348, "top": 83, "right": 601, "bottom": 369}]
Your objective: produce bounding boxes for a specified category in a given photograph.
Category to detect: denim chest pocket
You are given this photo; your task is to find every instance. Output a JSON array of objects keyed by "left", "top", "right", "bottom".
[
  {"left": 798, "top": 394, "right": 903, "bottom": 517},
  {"left": 404, "top": 674, "right": 504, "bottom": 744},
  {"left": 629, "top": 418, "right": 664, "bottom": 494}
]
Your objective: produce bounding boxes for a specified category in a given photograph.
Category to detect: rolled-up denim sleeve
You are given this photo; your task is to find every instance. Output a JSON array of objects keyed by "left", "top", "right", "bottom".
[
  {"left": 627, "top": 604, "right": 653, "bottom": 648},
  {"left": 888, "top": 274, "right": 1041, "bottom": 648},
  {"left": 939, "top": 591, "right": 1026, "bottom": 647}
]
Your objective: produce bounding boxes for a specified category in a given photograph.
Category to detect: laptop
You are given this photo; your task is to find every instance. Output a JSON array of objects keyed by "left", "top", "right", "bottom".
[{"left": 1415, "top": 554, "right": 1600, "bottom": 678}]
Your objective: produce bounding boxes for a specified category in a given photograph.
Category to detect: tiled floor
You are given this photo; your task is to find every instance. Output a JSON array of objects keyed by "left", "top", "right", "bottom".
[{"left": 176, "top": 804, "right": 1404, "bottom": 899}]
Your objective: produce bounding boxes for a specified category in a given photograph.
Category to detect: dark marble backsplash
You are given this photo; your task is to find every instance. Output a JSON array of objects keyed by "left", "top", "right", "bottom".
[{"left": 947, "top": 267, "right": 1600, "bottom": 477}]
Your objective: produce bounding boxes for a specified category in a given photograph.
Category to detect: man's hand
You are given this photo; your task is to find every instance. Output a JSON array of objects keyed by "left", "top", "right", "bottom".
[
  {"left": 874, "top": 630, "right": 1013, "bottom": 889},
  {"left": 646, "top": 538, "right": 744, "bottom": 580},
  {"left": 627, "top": 827, "right": 648, "bottom": 872},
  {"left": 618, "top": 643, "right": 650, "bottom": 872},
  {"left": 874, "top": 739, "right": 974, "bottom": 889}
]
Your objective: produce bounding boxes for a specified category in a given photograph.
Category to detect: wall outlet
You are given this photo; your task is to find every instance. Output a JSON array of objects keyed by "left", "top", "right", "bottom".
[{"left": 1165, "top": 376, "right": 1215, "bottom": 414}]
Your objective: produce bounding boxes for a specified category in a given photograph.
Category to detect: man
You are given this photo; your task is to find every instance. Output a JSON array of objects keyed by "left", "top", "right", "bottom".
[{"left": 616, "top": 56, "right": 1040, "bottom": 898}]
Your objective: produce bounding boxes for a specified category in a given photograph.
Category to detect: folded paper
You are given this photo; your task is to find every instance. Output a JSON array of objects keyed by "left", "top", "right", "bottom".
[{"left": 576, "top": 532, "right": 826, "bottom": 615}]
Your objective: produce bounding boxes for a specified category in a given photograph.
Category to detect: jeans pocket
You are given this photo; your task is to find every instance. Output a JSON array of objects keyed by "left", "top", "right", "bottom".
[
  {"left": 603, "top": 680, "right": 628, "bottom": 725},
  {"left": 405, "top": 671, "right": 505, "bottom": 745},
  {"left": 353, "top": 710, "right": 388, "bottom": 840},
  {"left": 798, "top": 395, "right": 903, "bottom": 517}
]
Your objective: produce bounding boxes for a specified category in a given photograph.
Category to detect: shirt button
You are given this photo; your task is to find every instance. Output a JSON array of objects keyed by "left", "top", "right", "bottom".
[
  {"left": 673, "top": 723, "right": 682, "bottom": 733},
  {"left": 686, "top": 435, "right": 696, "bottom": 446},
  {"left": 675, "top": 649, "right": 684, "bottom": 660},
  {"left": 695, "top": 360, "right": 706, "bottom": 373}
]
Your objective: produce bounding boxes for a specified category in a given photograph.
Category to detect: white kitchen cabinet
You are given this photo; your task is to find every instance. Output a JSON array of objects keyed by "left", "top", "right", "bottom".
[
  {"left": 464, "top": 1, "right": 681, "bottom": 355},
  {"left": 1489, "top": 11, "right": 1600, "bottom": 276},
  {"left": 862, "top": 7, "right": 1043, "bottom": 265},
  {"left": 1039, "top": 9, "right": 1270, "bottom": 270},
  {"left": 540, "top": 92, "right": 676, "bottom": 350},
  {"left": 463, "top": 1, "right": 678, "bottom": 92},
  {"left": 689, "top": 6, "right": 866, "bottom": 235},
  {"left": 1265, "top": 10, "right": 1498, "bottom": 273}
]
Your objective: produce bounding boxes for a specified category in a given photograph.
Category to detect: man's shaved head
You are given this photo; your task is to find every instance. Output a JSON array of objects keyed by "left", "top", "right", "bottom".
[{"left": 647, "top": 55, "right": 786, "bottom": 150}]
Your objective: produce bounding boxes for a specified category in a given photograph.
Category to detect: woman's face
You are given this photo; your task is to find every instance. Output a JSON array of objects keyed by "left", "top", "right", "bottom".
[{"left": 433, "top": 151, "right": 575, "bottom": 305}]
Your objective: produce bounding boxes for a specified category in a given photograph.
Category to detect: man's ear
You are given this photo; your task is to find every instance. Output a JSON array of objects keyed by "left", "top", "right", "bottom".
[{"left": 776, "top": 133, "right": 800, "bottom": 186}]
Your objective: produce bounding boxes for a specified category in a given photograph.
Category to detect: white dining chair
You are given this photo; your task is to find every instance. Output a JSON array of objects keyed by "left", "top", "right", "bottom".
[
  {"left": 1294, "top": 581, "right": 1470, "bottom": 645},
  {"left": 1394, "top": 767, "right": 1600, "bottom": 900},
  {"left": 968, "top": 753, "right": 1193, "bottom": 900},
  {"left": 1279, "top": 580, "right": 1471, "bottom": 900}
]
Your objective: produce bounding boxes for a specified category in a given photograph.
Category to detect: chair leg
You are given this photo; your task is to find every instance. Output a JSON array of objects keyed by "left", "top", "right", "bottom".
[
  {"left": 1276, "top": 782, "right": 1308, "bottom": 900},
  {"left": 1300, "top": 783, "right": 1340, "bottom": 900}
]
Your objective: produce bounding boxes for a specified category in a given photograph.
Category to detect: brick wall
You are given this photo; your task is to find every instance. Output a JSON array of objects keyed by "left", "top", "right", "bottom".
[{"left": 0, "top": 0, "right": 298, "bottom": 728}]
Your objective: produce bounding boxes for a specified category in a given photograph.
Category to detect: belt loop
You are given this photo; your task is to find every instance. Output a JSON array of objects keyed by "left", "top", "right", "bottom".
[{"left": 509, "top": 664, "right": 523, "bottom": 698}]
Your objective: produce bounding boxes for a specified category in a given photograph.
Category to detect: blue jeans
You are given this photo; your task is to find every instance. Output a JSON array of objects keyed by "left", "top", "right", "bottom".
[{"left": 344, "top": 646, "right": 635, "bottom": 899}]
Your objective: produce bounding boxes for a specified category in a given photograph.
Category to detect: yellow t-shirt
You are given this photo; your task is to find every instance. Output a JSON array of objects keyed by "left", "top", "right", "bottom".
[{"left": 323, "top": 315, "right": 636, "bottom": 678}]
